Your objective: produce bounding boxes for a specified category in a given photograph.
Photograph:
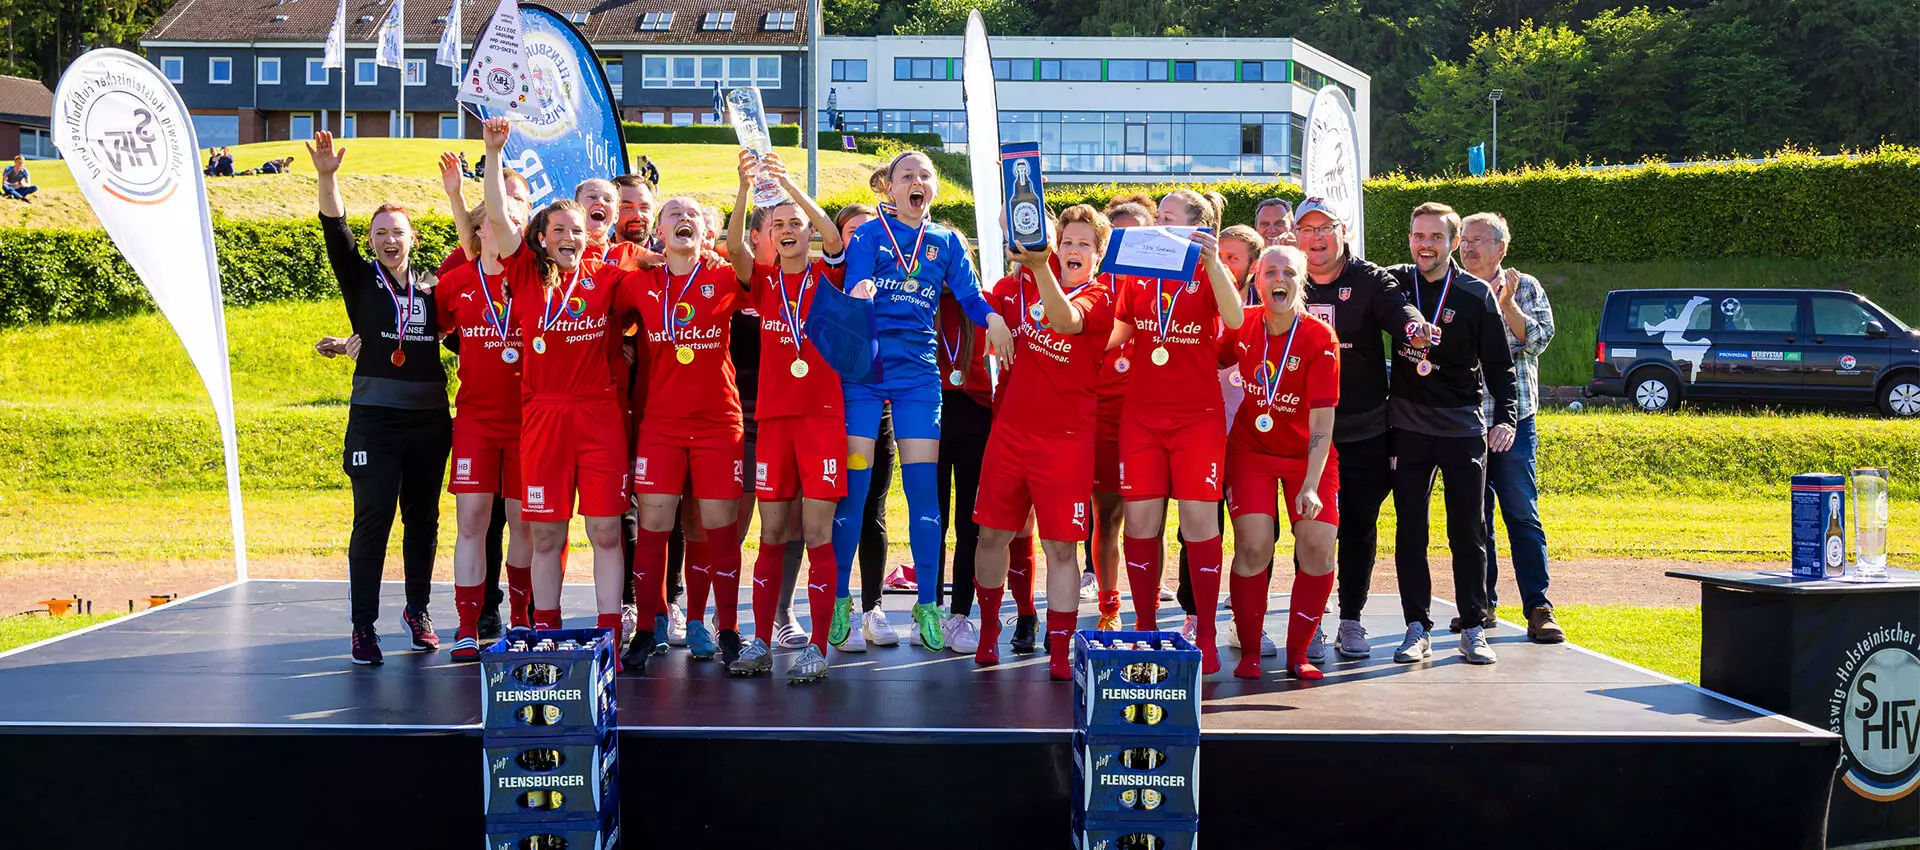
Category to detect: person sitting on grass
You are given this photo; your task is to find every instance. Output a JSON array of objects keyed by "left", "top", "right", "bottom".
[{"left": 3, "top": 156, "right": 36, "bottom": 201}]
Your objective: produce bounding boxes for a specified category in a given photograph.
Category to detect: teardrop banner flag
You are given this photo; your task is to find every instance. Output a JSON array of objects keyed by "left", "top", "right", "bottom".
[
  {"left": 962, "top": 10, "right": 1004, "bottom": 385},
  {"left": 465, "top": 2, "right": 627, "bottom": 208},
  {"left": 53, "top": 48, "right": 249, "bottom": 580},
  {"left": 1303, "top": 85, "right": 1365, "bottom": 260}
]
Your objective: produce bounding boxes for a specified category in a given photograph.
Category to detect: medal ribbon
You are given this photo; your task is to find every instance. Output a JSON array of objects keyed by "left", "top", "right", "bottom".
[
  {"left": 661, "top": 259, "right": 706, "bottom": 348},
  {"left": 776, "top": 263, "right": 811, "bottom": 362},
  {"left": 880, "top": 211, "right": 928, "bottom": 280},
  {"left": 940, "top": 308, "right": 965, "bottom": 371},
  {"left": 1412, "top": 265, "right": 1453, "bottom": 349},
  {"left": 1019, "top": 269, "right": 1093, "bottom": 332},
  {"left": 1153, "top": 278, "right": 1185, "bottom": 345},
  {"left": 374, "top": 262, "right": 416, "bottom": 351},
  {"left": 475, "top": 260, "right": 512, "bottom": 344},
  {"left": 1258, "top": 308, "right": 1301, "bottom": 411},
  {"left": 539, "top": 262, "right": 585, "bottom": 336}
]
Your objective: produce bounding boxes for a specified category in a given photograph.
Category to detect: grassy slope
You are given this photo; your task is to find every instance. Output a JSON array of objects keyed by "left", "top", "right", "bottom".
[
  {"left": 2, "top": 139, "right": 910, "bottom": 228},
  {"left": 0, "top": 613, "right": 122, "bottom": 652}
]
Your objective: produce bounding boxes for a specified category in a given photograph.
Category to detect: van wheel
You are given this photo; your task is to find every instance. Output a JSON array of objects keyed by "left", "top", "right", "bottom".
[
  {"left": 1629, "top": 371, "right": 1679, "bottom": 412},
  {"left": 1880, "top": 373, "right": 1920, "bottom": 418}
]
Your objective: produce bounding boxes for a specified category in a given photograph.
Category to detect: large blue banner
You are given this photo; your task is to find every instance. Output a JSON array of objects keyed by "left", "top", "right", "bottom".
[{"left": 471, "top": 3, "right": 626, "bottom": 208}]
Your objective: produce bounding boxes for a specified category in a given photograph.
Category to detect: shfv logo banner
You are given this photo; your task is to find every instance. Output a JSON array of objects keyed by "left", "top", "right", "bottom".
[
  {"left": 1303, "top": 85, "right": 1364, "bottom": 260},
  {"left": 470, "top": 3, "right": 627, "bottom": 207}
]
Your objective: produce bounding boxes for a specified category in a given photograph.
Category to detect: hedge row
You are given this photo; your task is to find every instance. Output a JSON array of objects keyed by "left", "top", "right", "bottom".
[
  {"left": 7, "top": 403, "right": 1911, "bottom": 499},
  {"left": 617, "top": 122, "right": 943, "bottom": 154}
]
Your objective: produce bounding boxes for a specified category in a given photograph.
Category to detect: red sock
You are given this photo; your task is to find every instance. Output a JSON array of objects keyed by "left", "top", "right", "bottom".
[
  {"left": 1123, "top": 536, "right": 1161, "bottom": 630},
  {"left": 532, "top": 607, "right": 562, "bottom": 630},
  {"left": 1098, "top": 590, "right": 1121, "bottom": 618},
  {"left": 706, "top": 524, "right": 742, "bottom": 633},
  {"left": 1287, "top": 568, "right": 1335, "bottom": 677},
  {"left": 753, "top": 542, "right": 788, "bottom": 643},
  {"left": 805, "top": 544, "right": 837, "bottom": 653},
  {"left": 685, "top": 536, "right": 713, "bottom": 623},
  {"left": 1008, "top": 536, "right": 1038, "bottom": 617},
  {"left": 975, "top": 581, "right": 1004, "bottom": 665},
  {"left": 505, "top": 563, "right": 532, "bottom": 628},
  {"left": 596, "top": 612, "right": 623, "bottom": 653},
  {"left": 1046, "top": 609, "right": 1078, "bottom": 680},
  {"left": 1187, "top": 535, "right": 1223, "bottom": 674},
  {"left": 455, "top": 583, "right": 484, "bottom": 639},
  {"left": 1229, "top": 571, "right": 1267, "bottom": 679},
  {"left": 631, "top": 528, "right": 670, "bottom": 625}
]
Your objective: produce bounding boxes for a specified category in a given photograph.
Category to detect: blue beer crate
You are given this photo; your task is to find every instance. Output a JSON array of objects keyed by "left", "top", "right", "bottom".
[
  {"left": 1073, "top": 630, "right": 1202, "bottom": 737},
  {"left": 1072, "top": 731, "right": 1200, "bottom": 821},
  {"left": 482, "top": 729, "right": 619, "bottom": 822},
  {"left": 481, "top": 627, "right": 616, "bottom": 736},
  {"left": 1072, "top": 812, "right": 1199, "bottom": 850},
  {"left": 485, "top": 807, "right": 619, "bottom": 850}
]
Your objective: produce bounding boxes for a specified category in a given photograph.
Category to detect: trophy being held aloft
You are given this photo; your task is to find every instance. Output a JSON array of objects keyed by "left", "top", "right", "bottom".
[{"left": 727, "top": 87, "right": 789, "bottom": 209}]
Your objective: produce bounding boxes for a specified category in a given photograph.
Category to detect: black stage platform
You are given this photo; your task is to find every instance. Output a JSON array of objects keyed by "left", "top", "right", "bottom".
[{"left": 0, "top": 579, "right": 1839, "bottom": 849}]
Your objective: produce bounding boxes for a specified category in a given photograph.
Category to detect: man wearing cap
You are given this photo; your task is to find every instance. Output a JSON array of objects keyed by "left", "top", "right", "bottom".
[{"left": 1295, "top": 197, "right": 1433, "bottom": 661}]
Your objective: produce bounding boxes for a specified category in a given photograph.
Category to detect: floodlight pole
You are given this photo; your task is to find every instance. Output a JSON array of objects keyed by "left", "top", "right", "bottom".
[{"left": 1489, "top": 88, "right": 1502, "bottom": 173}]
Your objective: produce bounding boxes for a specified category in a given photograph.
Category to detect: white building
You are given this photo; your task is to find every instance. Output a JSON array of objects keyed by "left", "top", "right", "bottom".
[{"left": 816, "top": 35, "right": 1370, "bottom": 184}]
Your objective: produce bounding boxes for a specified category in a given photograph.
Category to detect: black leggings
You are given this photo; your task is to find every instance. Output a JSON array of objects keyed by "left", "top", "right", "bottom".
[
  {"left": 485, "top": 499, "right": 506, "bottom": 610},
  {"left": 1335, "top": 430, "right": 1394, "bottom": 621},
  {"left": 344, "top": 406, "right": 451, "bottom": 629},
  {"left": 1391, "top": 433, "right": 1491, "bottom": 630},
  {"left": 937, "top": 391, "right": 994, "bottom": 616},
  {"left": 858, "top": 406, "right": 896, "bottom": 611}
]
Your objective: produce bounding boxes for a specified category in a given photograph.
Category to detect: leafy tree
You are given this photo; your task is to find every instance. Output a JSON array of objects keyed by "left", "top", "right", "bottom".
[
  {"left": 1679, "top": 17, "right": 1802, "bottom": 156},
  {"left": 894, "top": 0, "right": 1040, "bottom": 35},
  {"left": 1409, "top": 20, "right": 1590, "bottom": 170},
  {"left": 1580, "top": 7, "right": 1688, "bottom": 161}
]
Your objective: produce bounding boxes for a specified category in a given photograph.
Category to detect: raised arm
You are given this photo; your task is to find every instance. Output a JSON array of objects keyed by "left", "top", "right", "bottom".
[
  {"left": 727, "top": 152, "right": 756, "bottom": 284},
  {"left": 1020, "top": 236, "right": 1084, "bottom": 335},
  {"left": 763, "top": 152, "right": 842, "bottom": 257},
  {"left": 480, "top": 118, "right": 519, "bottom": 253},
  {"left": 1193, "top": 230, "right": 1242, "bottom": 331},
  {"left": 439, "top": 151, "right": 477, "bottom": 262},
  {"left": 306, "top": 131, "right": 346, "bottom": 218}
]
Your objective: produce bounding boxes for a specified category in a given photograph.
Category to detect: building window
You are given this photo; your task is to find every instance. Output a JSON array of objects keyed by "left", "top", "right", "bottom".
[
  {"left": 641, "top": 111, "right": 666, "bottom": 123},
  {"left": 1039, "top": 59, "right": 1059, "bottom": 80},
  {"left": 306, "top": 57, "right": 329, "bottom": 85},
  {"left": 1060, "top": 59, "right": 1100, "bottom": 81},
  {"left": 763, "top": 10, "right": 796, "bottom": 31},
  {"left": 1195, "top": 60, "right": 1235, "bottom": 82},
  {"left": 756, "top": 56, "right": 780, "bottom": 88},
  {"left": 392, "top": 113, "right": 414, "bottom": 137},
  {"left": 209, "top": 57, "right": 233, "bottom": 85},
  {"left": 439, "top": 113, "right": 461, "bottom": 139},
  {"left": 701, "top": 11, "right": 735, "bottom": 31},
  {"left": 644, "top": 54, "right": 779, "bottom": 89},
  {"left": 161, "top": 56, "right": 183, "bottom": 83},
  {"left": 258, "top": 57, "right": 281, "bottom": 85},
  {"left": 831, "top": 59, "right": 866, "bottom": 82},
  {"left": 700, "top": 111, "right": 724, "bottom": 125},
  {"left": 673, "top": 56, "right": 697, "bottom": 87},
  {"left": 1149, "top": 61, "right": 1169, "bottom": 81},
  {"left": 355, "top": 58, "right": 378, "bottom": 85},
  {"left": 1262, "top": 60, "right": 1287, "bottom": 83},
  {"left": 671, "top": 113, "right": 694, "bottom": 126},
  {"left": 19, "top": 127, "right": 53, "bottom": 159},
  {"left": 1108, "top": 59, "right": 1149, "bottom": 81},
  {"left": 1241, "top": 61, "right": 1262, "bottom": 82},
  {"left": 1173, "top": 60, "right": 1195, "bottom": 82},
  {"left": 566, "top": 10, "right": 588, "bottom": 23},
  {"left": 343, "top": 114, "right": 357, "bottom": 137},
  {"left": 291, "top": 113, "right": 314, "bottom": 140},
  {"left": 191, "top": 114, "right": 240, "bottom": 147},
  {"left": 639, "top": 11, "right": 674, "bottom": 31},
  {"left": 893, "top": 57, "right": 949, "bottom": 81},
  {"left": 405, "top": 59, "right": 426, "bottom": 86},
  {"left": 604, "top": 59, "right": 623, "bottom": 99}
]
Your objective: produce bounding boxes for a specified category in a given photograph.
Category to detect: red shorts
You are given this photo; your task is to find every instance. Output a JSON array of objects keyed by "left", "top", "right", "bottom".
[
  {"left": 973, "top": 426, "right": 1094, "bottom": 541},
  {"left": 520, "top": 398, "right": 629, "bottom": 521},
  {"left": 1119, "top": 413, "right": 1226, "bottom": 502},
  {"left": 634, "top": 424, "right": 744, "bottom": 500},
  {"left": 448, "top": 416, "right": 522, "bottom": 498},
  {"left": 755, "top": 414, "right": 849, "bottom": 502},
  {"left": 1093, "top": 420, "right": 1122, "bottom": 493},
  {"left": 1224, "top": 447, "right": 1341, "bottom": 527}
]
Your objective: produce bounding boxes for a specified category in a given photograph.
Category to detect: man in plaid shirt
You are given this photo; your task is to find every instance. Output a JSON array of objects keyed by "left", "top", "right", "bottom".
[{"left": 1460, "top": 212, "right": 1565, "bottom": 644}]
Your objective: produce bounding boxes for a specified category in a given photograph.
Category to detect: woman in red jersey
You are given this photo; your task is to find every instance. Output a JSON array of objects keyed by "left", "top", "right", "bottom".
[
  {"left": 623, "top": 190, "right": 754, "bottom": 673},
  {"left": 434, "top": 153, "right": 530, "bottom": 661},
  {"left": 480, "top": 119, "right": 640, "bottom": 646},
  {"left": 1109, "top": 188, "right": 1241, "bottom": 674},
  {"left": 719, "top": 151, "right": 846, "bottom": 683},
  {"left": 971, "top": 204, "right": 1118, "bottom": 679},
  {"left": 1223, "top": 246, "right": 1339, "bottom": 680}
]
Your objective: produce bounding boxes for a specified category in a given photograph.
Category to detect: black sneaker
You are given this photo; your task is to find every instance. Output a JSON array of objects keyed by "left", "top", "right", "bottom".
[
  {"left": 476, "top": 606, "right": 503, "bottom": 641},
  {"left": 1010, "top": 614, "right": 1038, "bottom": 654},
  {"left": 718, "top": 628, "right": 743, "bottom": 665},
  {"left": 351, "top": 626, "right": 384, "bottom": 665},
  {"left": 621, "top": 630, "right": 653, "bottom": 675},
  {"left": 403, "top": 606, "right": 440, "bottom": 651}
]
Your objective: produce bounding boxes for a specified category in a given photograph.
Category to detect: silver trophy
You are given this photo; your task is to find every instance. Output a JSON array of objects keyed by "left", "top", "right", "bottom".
[{"left": 726, "top": 87, "right": 788, "bottom": 208}]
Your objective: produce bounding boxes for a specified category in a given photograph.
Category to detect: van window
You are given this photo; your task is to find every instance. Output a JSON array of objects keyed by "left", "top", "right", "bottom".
[
  {"left": 1812, "top": 297, "right": 1877, "bottom": 337},
  {"left": 1626, "top": 296, "right": 1711, "bottom": 333},
  {"left": 1723, "top": 297, "right": 1798, "bottom": 334}
]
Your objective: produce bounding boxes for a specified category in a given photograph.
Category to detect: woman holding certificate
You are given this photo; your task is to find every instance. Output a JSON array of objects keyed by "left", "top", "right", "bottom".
[{"left": 1106, "top": 189, "right": 1242, "bottom": 674}]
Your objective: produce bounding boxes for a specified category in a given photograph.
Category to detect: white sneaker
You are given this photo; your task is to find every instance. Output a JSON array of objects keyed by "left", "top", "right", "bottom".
[
  {"left": 1460, "top": 625, "right": 1498, "bottom": 665},
  {"left": 1179, "top": 615, "right": 1199, "bottom": 645},
  {"left": 1335, "top": 619, "right": 1370, "bottom": 658},
  {"left": 1394, "top": 622, "right": 1431, "bottom": 663},
  {"left": 1078, "top": 572, "right": 1097, "bottom": 601},
  {"left": 1301, "top": 627, "right": 1323, "bottom": 662},
  {"left": 840, "top": 614, "right": 868, "bottom": 652},
  {"left": 942, "top": 614, "right": 979, "bottom": 654},
  {"left": 863, "top": 608, "right": 900, "bottom": 646},
  {"left": 1159, "top": 583, "right": 1176, "bottom": 602},
  {"left": 666, "top": 604, "right": 688, "bottom": 646}
]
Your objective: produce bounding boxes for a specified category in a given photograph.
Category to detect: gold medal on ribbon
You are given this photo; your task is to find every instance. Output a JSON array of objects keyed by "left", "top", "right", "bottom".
[
  {"left": 790, "top": 359, "right": 809, "bottom": 379},
  {"left": 676, "top": 346, "right": 696, "bottom": 365},
  {"left": 1150, "top": 346, "right": 1171, "bottom": 366}
]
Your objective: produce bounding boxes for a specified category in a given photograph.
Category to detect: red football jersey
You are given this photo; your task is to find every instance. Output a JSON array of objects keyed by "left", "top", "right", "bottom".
[
  {"left": 1226, "top": 306, "right": 1340, "bottom": 458},
  {"left": 500, "top": 247, "right": 635, "bottom": 399},
  {"left": 986, "top": 268, "right": 1114, "bottom": 436},
  {"left": 1114, "top": 269, "right": 1229, "bottom": 420},
  {"left": 435, "top": 259, "right": 524, "bottom": 424},
  {"left": 630, "top": 259, "right": 749, "bottom": 434},
  {"left": 1094, "top": 347, "right": 1129, "bottom": 428},
  {"left": 751, "top": 258, "right": 847, "bottom": 421},
  {"left": 937, "top": 295, "right": 994, "bottom": 409}
]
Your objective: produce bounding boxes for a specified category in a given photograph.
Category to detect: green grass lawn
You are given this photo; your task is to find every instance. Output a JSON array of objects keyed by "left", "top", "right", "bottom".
[{"left": 0, "top": 612, "right": 122, "bottom": 653}]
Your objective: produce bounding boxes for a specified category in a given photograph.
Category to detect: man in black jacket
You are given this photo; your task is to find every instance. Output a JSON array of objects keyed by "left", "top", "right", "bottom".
[
  {"left": 1296, "top": 197, "right": 1431, "bottom": 661},
  {"left": 1385, "top": 201, "right": 1519, "bottom": 666}
]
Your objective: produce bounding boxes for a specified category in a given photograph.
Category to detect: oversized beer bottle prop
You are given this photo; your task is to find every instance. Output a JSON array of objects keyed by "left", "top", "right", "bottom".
[{"left": 1000, "top": 141, "right": 1047, "bottom": 252}]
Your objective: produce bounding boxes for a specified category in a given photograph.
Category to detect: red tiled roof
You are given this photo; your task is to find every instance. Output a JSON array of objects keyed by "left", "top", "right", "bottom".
[
  {"left": 144, "top": 0, "right": 808, "bottom": 47},
  {"left": 0, "top": 74, "right": 51, "bottom": 124}
]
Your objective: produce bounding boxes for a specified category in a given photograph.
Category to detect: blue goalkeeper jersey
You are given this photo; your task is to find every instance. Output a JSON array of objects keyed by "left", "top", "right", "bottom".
[{"left": 843, "top": 213, "right": 997, "bottom": 391}]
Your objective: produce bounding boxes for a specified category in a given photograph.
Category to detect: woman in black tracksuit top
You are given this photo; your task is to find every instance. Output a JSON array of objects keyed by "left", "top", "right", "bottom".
[{"left": 311, "top": 131, "right": 451, "bottom": 666}]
